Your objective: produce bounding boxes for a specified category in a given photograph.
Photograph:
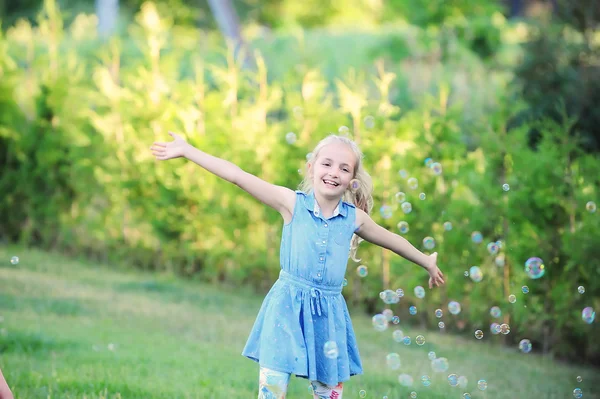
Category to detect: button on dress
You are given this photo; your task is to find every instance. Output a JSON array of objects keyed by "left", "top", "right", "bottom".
[{"left": 242, "top": 190, "right": 363, "bottom": 386}]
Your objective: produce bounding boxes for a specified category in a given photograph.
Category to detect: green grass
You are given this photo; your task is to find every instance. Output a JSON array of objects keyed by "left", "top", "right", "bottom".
[{"left": 0, "top": 245, "right": 597, "bottom": 399}]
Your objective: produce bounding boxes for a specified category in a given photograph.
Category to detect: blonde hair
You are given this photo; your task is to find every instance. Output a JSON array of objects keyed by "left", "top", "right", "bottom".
[{"left": 298, "top": 134, "right": 374, "bottom": 262}]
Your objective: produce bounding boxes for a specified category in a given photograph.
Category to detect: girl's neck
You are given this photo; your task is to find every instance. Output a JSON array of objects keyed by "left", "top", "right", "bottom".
[{"left": 314, "top": 190, "right": 342, "bottom": 217}]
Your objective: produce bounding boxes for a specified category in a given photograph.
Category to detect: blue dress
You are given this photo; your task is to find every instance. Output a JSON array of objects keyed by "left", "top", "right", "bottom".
[{"left": 242, "top": 190, "right": 363, "bottom": 386}]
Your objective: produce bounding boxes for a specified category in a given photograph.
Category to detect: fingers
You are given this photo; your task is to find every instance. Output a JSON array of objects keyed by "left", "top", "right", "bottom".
[{"left": 429, "top": 277, "right": 433, "bottom": 289}]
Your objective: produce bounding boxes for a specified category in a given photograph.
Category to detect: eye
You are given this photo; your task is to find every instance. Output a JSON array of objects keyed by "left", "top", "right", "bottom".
[
  {"left": 323, "top": 163, "right": 330, "bottom": 166},
  {"left": 343, "top": 168, "right": 350, "bottom": 172}
]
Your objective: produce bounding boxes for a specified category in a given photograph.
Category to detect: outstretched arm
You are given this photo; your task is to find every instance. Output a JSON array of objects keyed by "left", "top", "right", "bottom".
[
  {"left": 0, "top": 368, "right": 13, "bottom": 399},
  {"left": 354, "top": 208, "right": 445, "bottom": 288},
  {"left": 151, "top": 132, "right": 295, "bottom": 215}
]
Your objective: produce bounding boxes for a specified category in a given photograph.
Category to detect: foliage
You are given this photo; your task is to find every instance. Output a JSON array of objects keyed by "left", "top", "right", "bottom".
[{"left": 0, "top": 0, "right": 598, "bottom": 366}]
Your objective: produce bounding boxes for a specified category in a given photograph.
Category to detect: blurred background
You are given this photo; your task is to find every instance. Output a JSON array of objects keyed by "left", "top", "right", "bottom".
[{"left": 0, "top": 0, "right": 599, "bottom": 397}]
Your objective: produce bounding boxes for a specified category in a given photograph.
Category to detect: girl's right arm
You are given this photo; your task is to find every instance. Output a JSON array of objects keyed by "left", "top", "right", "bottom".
[{"left": 151, "top": 132, "right": 295, "bottom": 219}]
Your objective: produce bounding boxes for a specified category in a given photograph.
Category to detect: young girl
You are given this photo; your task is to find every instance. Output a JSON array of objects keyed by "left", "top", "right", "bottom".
[{"left": 151, "top": 132, "right": 445, "bottom": 399}]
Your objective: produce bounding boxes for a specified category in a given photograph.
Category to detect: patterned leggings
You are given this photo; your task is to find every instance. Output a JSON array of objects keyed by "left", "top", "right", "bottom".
[{"left": 258, "top": 367, "right": 344, "bottom": 399}]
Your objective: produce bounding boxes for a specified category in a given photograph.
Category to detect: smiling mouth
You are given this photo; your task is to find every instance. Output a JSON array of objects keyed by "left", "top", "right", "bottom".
[{"left": 323, "top": 179, "right": 339, "bottom": 187}]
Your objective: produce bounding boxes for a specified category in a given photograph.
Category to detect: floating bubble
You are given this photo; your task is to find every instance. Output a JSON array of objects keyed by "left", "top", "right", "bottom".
[
  {"left": 409, "top": 306, "right": 417, "bottom": 315},
  {"left": 582, "top": 307, "right": 595, "bottom": 324},
  {"left": 519, "top": 339, "right": 532, "bottom": 353},
  {"left": 458, "top": 376, "right": 468, "bottom": 388},
  {"left": 508, "top": 294, "right": 516, "bottom": 303},
  {"left": 383, "top": 309, "right": 394, "bottom": 321},
  {"left": 502, "top": 183, "right": 510, "bottom": 191},
  {"left": 471, "top": 231, "right": 483, "bottom": 244},
  {"left": 408, "top": 178, "right": 419, "bottom": 190},
  {"left": 522, "top": 285, "right": 529, "bottom": 294},
  {"left": 293, "top": 106, "right": 303, "bottom": 118},
  {"left": 431, "top": 162, "right": 443, "bottom": 175},
  {"left": 414, "top": 286, "right": 426, "bottom": 299},
  {"left": 431, "top": 357, "right": 449, "bottom": 372},
  {"left": 393, "top": 329, "right": 404, "bottom": 342},
  {"left": 438, "top": 321, "right": 445, "bottom": 329},
  {"left": 425, "top": 158, "right": 433, "bottom": 167},
  {"left": 306, "top": 152, "right": 313, "bottom": 161},
  {"left": 444, "top": 222, "right": 453, "bottom": 231},
  {"left": 364, "top": 115, "right": 375, "bottom": 129},
  {"left": 285, "top": 132, "right": 297, "bottom": 144},
  {"left": 386, "top": 352, "right": 401, "bottom": 370},
  {"left": 381, "top": 289, "right": 399, "bottom": 305},
  {"left": 464, "top": 271, "right": 469, "bottom": 277},
  {"left": 423, "top": 237, "right": 435, "bottom": 250},
  {"left": 399, "top": 169, "right": 408, "bottom": 179},
  {"left": 396, "top": 288, "right": 404, "bottom": 297},
  {"left": 357, "top": 265, "right": 368, "bottom": 277},
  {"left": 403, "top": 336, "right": 411, "bottom": 345},
  {"left": 448, "top": 374, "right": 458, "bottom": 387},
  {"left": 469, "top": 266, "right": 483, "bottom": 282},
  {"left": 586, "top": 201, "right": 597, "bottom": 213},
  {"left": 500, "top": 323, "right": 511, "bottom": 335},
  {"left": 475, "top": 330, "right": 484, "bottom": 339},
  {"left": 435, "top": 309, "right": 443, "bottom": 318},
  {"left": 477, "top": 380, "right": 487, "bottom": 391},
  {"left": 359, "top": 389, "right": 366, "bottom": 398},
  {"left": 410, "top": 392, "right": 417, "bottom": 399},
  {"left": 577, "top": 376, "right": 582, "bottom": 383},
  {"left": 343, "top": 278, "right": 348, "bottom": 287},
  {"left": 573, "top": 388, "right": 583, "bottom": 398},
  {"left": 428, "top": 351, "right": 436, "bottom": 360},
  {"left": 578, "top": 286, "right": 585, "bottom": 294},
  {"left": 463, "top": 394, "right": 471, "bottom": 399},
  {"left": 448, "top": 301, "right": 462, "bottom": 315},
  {"left": 392, "top": 316, "right": 400, "bottom": 324},
  {"left": 416, "top": 335, "right": 425, "bottom": 346},
  {"left": 395, "top": 192, "right": 407, "bottom": 203},
  {"left": 372, "top": 314, "right": 388, "bottom": 332},
  {"left": 490, "top": 323, "right": 500, "bottom": 335},
  {"left": 401, "top": 202, "right": 413, "bottom": 214},
  {"left": 525, "top": 257, "right": 545, "bottom": 279},
  {"left": 323, "top": 341, "right": 339, "bottom": 359},
  {"left": 397, "top": 221, "right": 409, "bottom": 234},
  {"left": 350, "top": 180, "right": 360, "bottom": 191},
  {"left": 421, "top": 375, "right": 431, "bottom": 387},
  {"left": 10, "top": 256, "right": 19, "bottom": 265},
  {"left": 380, "top": 205, "right": 393, "bottom": 219},
  {"left": 398, "top": 374, "right": 413, "bottom": 387},
  {"left": 490, "top": 306, "right": 501, "bottom": 318},
  {"left": 338, "top": 126, "right": 350, "bottom": 135},
  {"left": 487, "top": 242, "right": 499, "bottom": 255},
  {"left": 419, "top": 193, "right": 426, "bottom": 200},
  {"left": 495, "top": 254, "right": 506, "bottom": 267},
  {"left": 496, "top": 240, "right": 504, "bottom": 248}
]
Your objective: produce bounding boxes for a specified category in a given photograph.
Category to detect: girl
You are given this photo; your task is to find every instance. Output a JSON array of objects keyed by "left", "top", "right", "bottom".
[{"left": 151, "top": 132, "right": 445, "bottom": 399}]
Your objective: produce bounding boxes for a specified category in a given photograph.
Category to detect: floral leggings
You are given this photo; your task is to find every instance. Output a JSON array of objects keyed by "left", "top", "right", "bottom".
[{"left": 258, "top": 367, "right": 344, "bottom": 399}]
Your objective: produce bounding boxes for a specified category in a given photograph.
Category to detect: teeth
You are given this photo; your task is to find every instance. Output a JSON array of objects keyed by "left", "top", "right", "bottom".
[{"left": 324, "top": 180, "right": 338, "bottom": 186}]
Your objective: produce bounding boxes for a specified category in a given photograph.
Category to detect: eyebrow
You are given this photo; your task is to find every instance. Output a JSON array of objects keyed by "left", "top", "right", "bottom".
[{"left": 322, "top": 158, "right": 352, "bottom": 167}]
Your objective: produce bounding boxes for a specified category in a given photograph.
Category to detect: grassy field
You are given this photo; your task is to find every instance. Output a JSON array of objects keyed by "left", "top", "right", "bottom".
[{"left": 0, "top": 245, "right": 597, "bottom": 399}]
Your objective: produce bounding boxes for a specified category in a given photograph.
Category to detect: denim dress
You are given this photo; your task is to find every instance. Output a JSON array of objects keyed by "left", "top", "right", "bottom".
[{"left": 242, "top": 190, "right": 363, "bottom": 386}]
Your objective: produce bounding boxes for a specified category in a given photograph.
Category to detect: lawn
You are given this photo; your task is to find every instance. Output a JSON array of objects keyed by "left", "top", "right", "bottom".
[{"left": 0, "top": 245, "right": 597, "bottom": 398}]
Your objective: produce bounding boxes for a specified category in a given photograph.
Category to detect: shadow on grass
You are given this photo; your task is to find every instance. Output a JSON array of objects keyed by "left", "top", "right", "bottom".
[{"left": 0, "top": 330, "right": 79, "bottom": 355}]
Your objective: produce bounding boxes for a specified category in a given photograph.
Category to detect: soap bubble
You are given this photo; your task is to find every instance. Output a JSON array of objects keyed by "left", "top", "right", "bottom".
[
  {"left": 438, "top": 321, "right": 445, "bottom": 329},
  {"left": 421, "top": 375, "right": 431, "bottom": 387},
  {"left": 408, "top": 178, "right": 419, "bottom": 190},
  {"left": 381, "top": 289, "right": 399, "bottom": 304},
  {"left": 487, "top": 242, "right": 499, "bottom": 255},
  {"left": 435, "top": 309, "right": 443, "bottom": 318},
  {"left": 586, "top": 201, "right": 597, "bottom": 213},
  {"left": 448, "top": 374, "right": 458, "bottom": 387},
  {"left": 392, "top": 316, "right": 400, "bottom": 324},
  {"left": 463, "top": 394, "right": 472, "bottom": 399},
  {"left": 364, "top": 115, "right": 375, "bottom": 129},
  {"left": 502, "top": 183, "right": 510, "bottom": 191},
  {"left": 573, "top": 388, "right": 583, "bottom": 398},
  {"left": 500, "top": 323, "right": 511, "bottom": 335},
  {"left": 395, "top": 192, "right": 406, "bottom": 203},
  {"left": 578, "top": 286, "right": 585, "bottom": 294},
  {"left": 444, "top": 222, "right": 452, "bottom": 231},
  {"left": 386, "top": 352, "right": 401, "bottom": 370},
  {"left": 458, "top": 376, "right": 468, "bottom": 388},
  {"left": 10, "top": 256, "right": 19, "bottom": 265},
  {"left": 431, "top": 162, "right": 443, "bottom": 175},
  {"left": 448, "top": 301, "right": 461, "bottom": 315},
  {"left": 428, "top": 351, "right": 436, "bottom": 360},
  {"left": 359, "top": 389, "right": 366, "bottom": 398},
  {"left": 469, "top": 266, "right": 483, "bottom": 282},
  {"left": 519, "top": 339, "right": 532, "bottom": 353},
  {"left": 398, "top": 374, "right": 413, "bottom": 387},
  {"left": 285, "top": 132, "right": 297, "bottom": 144},
  {"left": 357, "top": 265, "right": 368, "bottom": 277},
  {"left": 490, "top": 323, "right": 500, "bottom": 335},
  {"left": 431, "top": 357, "right": 449, "bottom": 372},
  {"left": 338, "top": 126, "right": 350, "bottom": 135},
  {"left": 398, "top": 170, "right": 408, "bottom": 179},
  {"left": 423, "top": 237, "right": 435, "bottom": 250},
  {"left": 582, "top": 307, "right": 595, "bottom": 324},
  {"left": 577, "top": 376, "right": 583, "bottom": 383},
  {"left": 380, "top": 205, "right": 393, "bottom": 219},
  {"left": 409, "top": 306, "right": 418, "bottom": 315},
  {"left": 372, "top": 314, "right": 388, "bottom": 332},
  {"left": 403, "top": 336, "right": 411, "bottom": 345},
  {"left": 393, "top": 330, "right": 404, "bottom": 342},
  {"left": 522, "top": 285, "right": 529, "bottom": 294},
  {"left": 419, "top": 193, "right": 426, "bottom": 200},
  {"left": 495, "top": 254, "right": 505, "bottom": 267},
  {"left": 490, "top": 306, "right": 501, "bottom": 318},
  {"left": 397, "top": 221, "right": 409, "bottom": 234},
  {"left": 414, "top": 286, "right": 426, "bottom": 299},
  {"left": 410, "top": 391, "right": 417, "bottom": 398},
  {"left": 323, "top": 341, "right": 339, "bottom": 359},
  {"left": 477, "top": 380, "right": 488, "bottom": 391},
  {"left": 525, "top": 257, "right": 545, "bottom": 279},
  {"left": 343, "top": 278, "right": 348, "bottom": 287},
  {"left": 424, "top": 158, "right": 433, "bottom": 167},
  {"left": 416, "top": 335, "right": 426, "bottom": 346},
  {"left": 474, "top": 330, "right": 484, "bottom": 339},
  {"left": 471, "top": 231, "right": 483, "bottom": 244},
  {"left": 402, "top": 202, "right": 413, "bottom": 214},
  {"left": 383, "top": 309, "right": 394, "bottom": 321},
  {"left": 396, "top": 288, "right": 404, "bottom": 297},
  {"left": 508, "top": 294, "right": 516, "bottom": 303}
]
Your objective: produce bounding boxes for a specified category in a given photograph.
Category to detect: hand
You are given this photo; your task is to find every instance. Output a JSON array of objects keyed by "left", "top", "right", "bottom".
[
  {"left": 150, "top": 131, "right": 188, "bottom": 160},
  {"left": 425, "top": 252, "right": 445, "bottom": 289}
]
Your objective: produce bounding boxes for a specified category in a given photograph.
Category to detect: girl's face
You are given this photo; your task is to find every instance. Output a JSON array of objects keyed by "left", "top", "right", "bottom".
[{"left": 309, "top": 143, "right": 356, "bottom": 196}]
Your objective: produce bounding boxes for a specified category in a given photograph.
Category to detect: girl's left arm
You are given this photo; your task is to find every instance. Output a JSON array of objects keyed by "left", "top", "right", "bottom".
[{"left": 354, "top": 208, "right": 445, "bottom": 287}]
